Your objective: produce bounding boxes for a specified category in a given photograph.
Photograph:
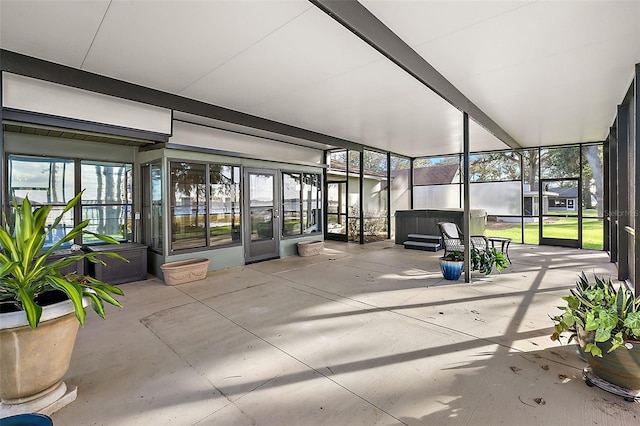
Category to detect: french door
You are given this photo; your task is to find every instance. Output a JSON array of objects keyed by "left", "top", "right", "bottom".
[{"left": 243, "top": 169, "right": 280, "bottom": 263}]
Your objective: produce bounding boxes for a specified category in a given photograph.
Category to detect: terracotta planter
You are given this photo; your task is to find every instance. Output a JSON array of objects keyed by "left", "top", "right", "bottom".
[
  {"left": 297, "top": 241, "right": 324, "bottom": 257},
  {"left": 0, "top": 298, "right": 85, "bottom": 406},
  {"left": 577, "top": 327, "right": 640, "bottom": 390},
  {"left": 160, "top": 258, "right": 209, "bottom": 285}
]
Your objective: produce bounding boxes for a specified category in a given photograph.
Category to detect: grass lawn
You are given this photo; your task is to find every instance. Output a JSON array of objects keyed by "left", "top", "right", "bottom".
[{"left": 485, "top": 218, "right": 603, "bottom": 250}]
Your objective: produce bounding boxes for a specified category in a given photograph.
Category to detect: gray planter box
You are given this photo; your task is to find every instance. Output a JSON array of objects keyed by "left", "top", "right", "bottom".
[{"left": 85, "top": 243, "right": 148, "bottom": 285}]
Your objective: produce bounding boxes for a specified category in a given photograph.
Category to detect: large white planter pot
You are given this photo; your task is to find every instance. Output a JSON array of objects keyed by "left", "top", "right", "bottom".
[{"left": 0, "top": 298, "right": 86, "bottom": 417}]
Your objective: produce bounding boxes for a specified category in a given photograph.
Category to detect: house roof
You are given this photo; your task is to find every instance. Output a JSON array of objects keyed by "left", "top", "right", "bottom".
[{"left": 547, "top": 186, "right": 579, "bottom": 198}]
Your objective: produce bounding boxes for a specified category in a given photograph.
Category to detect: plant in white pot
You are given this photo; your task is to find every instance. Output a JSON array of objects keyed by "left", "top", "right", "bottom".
[
  {"left": 550, "top": 272, "right": 640, "bottom": 393},
  {"left": 0, "top": 193, "right": 126, "bottom": 417}
]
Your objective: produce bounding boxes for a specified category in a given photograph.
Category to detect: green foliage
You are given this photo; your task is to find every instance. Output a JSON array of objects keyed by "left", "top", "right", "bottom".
[
  {"left": 470, "top": 247, "right": 508, "bottom": 275},
  {"left": 0, "top": 193, "right": 126, "bottom": 329},
  {"left": 550, "top": 272, "right": 640, "bottom": 357},
  {"left": 442, "top": 250, "right": 464, "bottom": 262}
]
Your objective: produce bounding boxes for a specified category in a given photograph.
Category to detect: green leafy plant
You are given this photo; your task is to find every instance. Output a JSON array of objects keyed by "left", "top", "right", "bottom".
[
  {"left": 550, "top": 272, "right": 640, "bottom": 357},
  {"left": 441, "top": 250, "right": 464, "bottom": 262},
  {"left": 470, "top": 247, "right": 508, "bottom": 275},
  {"left": 0, "top": 192, "right": 126, "bottom": 329}
]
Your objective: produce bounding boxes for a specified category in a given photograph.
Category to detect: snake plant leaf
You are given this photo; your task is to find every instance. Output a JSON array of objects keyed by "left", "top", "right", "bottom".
[
  {"left": 46, "top": 275, "right": 86, "bottom": 325},
  {"left": 83, "top": 291, "right": 106, "bottom": 318},
  {"left": 83, "top": 231, "right": 120, "bottom": 244},
  {"left": 85, "top": 286, "right": 122, "bottom": 309},
  {"left": 18, "top": 287, "right": 42, "bottom": 329},
  {"left": 0, "top": 226, "right": 19, "bottom": 261},
  {"left": 83, "top": 276, "right": 124, "bottom": 297}
]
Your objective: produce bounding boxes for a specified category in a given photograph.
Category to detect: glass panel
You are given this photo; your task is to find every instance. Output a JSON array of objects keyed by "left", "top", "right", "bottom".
[
  {"left": 522, "top": 149, "right": 539, "bottom": 216},
  {"left": 302, "top": 173, "right": 321, "bottom": 234},
  {"left": 485, "top": 217, "right": 523, "bottom": 243},
  {"left": 582, "top": 145, "right": 604, "bottom": 217},
  {"left": 170, "top": 162, "right": 207, "bottom": 250},
  {"left": 9, "top": 155, "right": 75, "bottom": 205},
  {"left": 249, "top": 173, "right": 274, "bottom": 241},
  {"left": 470, "top": 181, "right": 521, "bottom": 216},
  {"left": 327, "top": 214, "right": 346, "bottom": 235},
  {"left": 469, "top": 152, "right": 520, "bottom": 182},
  {"left": 249, "top": 173, "right": 273, "bottom": 206},
  {"left": 283, "top": 172, "right": 302, "bottom": 236},
  {"left": 8, "top": 155, "right": 76, "bottom": 249},
  {"left": 413, "top": 184, "right": 460, "bottom": 209},
  {"left": 583, "top": 218, "right": 604, "bottom": 250},
  {"left": 151, "top": 164, "right": 163, "bottom": 252},
  {"left": 81, "top": 161, "right": 133, "bottom": 243},
  {"left": 209, "top": 165, "right": 241, "bottom": 246},
  {"left": 362, "top": 150, "right": 387, "bottom": 242},
  {"left": 347, "top": 151, "right": 361, "bottom": 241},
  {"left": 329, "top": 150, "right": 347, "bottom": 173},
  {"left": 523, "top": 219, "right": 540, "bottom": 245},
  {"left": 327, "top": 182, "right": 346, "bottom": 235},
  {"left": 390, "top": 156, "right": 410, "bottom": 237},
  {"left": 40, "top": 207, "right": 74, "bottom": 249},
  {"left": 348, "top": 150, "right": 360, "bottom": 173},
  {"left": 251, "top": 208, "right": 273, "bottom": 241},
  {"left": 541, "top": 146, "right": 580, "bottom": 179},
  {"left": 82, "top": 205, "right": 129, "bottom": 242},
  {"left": 542, "top": 216, "right": 579, "bottom": 240},
  {"left": 413, "top": 156, "right": 460, "bottom": 184},
  {"left": 544, "top": 180, "right": 579, "bottom": 215}
]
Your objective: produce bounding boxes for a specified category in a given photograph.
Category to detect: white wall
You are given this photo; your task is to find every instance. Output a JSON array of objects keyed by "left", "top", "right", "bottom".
[
  {"left": 2, "top": 73, "right": 172, "bottom": 134},
  {"left": 170, "top": 121, "right": 323, "bottom": 164}
]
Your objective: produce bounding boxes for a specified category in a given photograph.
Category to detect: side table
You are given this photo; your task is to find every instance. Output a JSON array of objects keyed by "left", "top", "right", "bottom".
[{"left": 488, "top": 237, "right": 512, "bottom": 264}]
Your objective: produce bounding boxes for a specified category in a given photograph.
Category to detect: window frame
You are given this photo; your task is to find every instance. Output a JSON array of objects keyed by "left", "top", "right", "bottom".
[
  {"left": 168, "top": 159, "right": 242, "bottom": 254},
  {"left": 280, "top": 170, "right": 323, "bottom": 239}
]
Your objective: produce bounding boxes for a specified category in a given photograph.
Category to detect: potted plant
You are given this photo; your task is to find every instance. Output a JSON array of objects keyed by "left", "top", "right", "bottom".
[
  {"left": 550, "top": 272, "right": 640, "bottom": 390},
  {"left": 0, "top": 193, "right": 126, "bottom": 416},
  {"left": 439, "top": 250, "right": 464, "bottom": 280},
  {"left": 440, "top": 247, "right": 508, "bottom": 281}
]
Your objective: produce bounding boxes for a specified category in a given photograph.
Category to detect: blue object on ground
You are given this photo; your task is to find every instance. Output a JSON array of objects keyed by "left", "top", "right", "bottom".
[{"left": 0, "top": 413, "right": 53, "bottom": 426}]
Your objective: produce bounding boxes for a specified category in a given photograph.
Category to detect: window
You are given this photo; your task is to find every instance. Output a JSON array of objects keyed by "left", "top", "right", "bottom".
[
  {"left": 81, "top": 161, "right": 132, "bottom": 244},
  {"left": 283, "top": 172, "right": 302, "bottom": 236},
  {"left": 169, "top": 161, "right": 241, "bottom": 252},
  {"left": 281, "top": 171, "right": 322, "bottom": 237},
  {"left": 210, "top": 165, "right": 241, "bottom": 246},
  {"left": 7, "top": 155, "right": 133, "bottom": 249},
  {"left": 170, "top": 162, "right": 207, "bottom": 250}
]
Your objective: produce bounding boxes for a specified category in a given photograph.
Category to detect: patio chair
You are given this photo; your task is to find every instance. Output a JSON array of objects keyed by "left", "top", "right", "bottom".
[{"left": 437, "top": 222, "right": 488, "bottom": 256}]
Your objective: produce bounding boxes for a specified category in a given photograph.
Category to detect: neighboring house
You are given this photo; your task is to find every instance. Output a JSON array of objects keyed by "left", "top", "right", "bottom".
[
  {"left": 523, "top": 184, "right": 578, "bottom": 216},
  {"left": 546, "top": 186, "right": 579, "bottom": 212},
  {"left": 412, "top": 163, "right": 460, "bottom": 186}
]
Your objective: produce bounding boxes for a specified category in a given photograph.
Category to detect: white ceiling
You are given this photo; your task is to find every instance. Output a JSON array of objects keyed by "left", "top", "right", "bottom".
[{"left": 1, "top": 0, "right": 638, "bottom": 158}]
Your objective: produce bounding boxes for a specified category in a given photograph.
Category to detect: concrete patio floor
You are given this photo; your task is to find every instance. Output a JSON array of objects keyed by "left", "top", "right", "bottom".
[{"left": 51, "top": 241, "right": 639, "bottom": 425}]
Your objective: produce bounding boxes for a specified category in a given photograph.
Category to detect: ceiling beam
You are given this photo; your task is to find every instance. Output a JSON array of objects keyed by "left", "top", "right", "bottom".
[{"left": 311, "top": 0, "right": 522, "bottom": 150}]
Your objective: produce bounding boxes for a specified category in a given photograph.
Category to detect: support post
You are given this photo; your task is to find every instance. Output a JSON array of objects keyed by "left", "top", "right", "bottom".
[
  {"left": 610, "top": 126, "right": 618, "bottom": 263},
  {"left": 617, "top": 104, "right": 629, "bottom": 281},
  {"left": 463, "top": 113, "right": 471, "bottom": 283},
  {"left": 634, "top": 63, "right": 640, "bottom": 295},
  {"left": 0, "top": 71, "right": 4, "bottom": 227}
]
